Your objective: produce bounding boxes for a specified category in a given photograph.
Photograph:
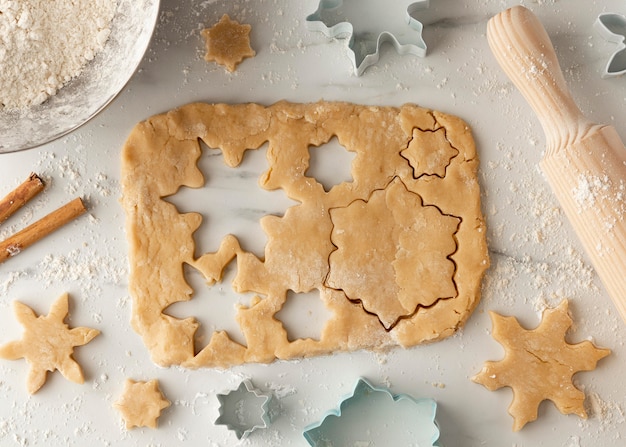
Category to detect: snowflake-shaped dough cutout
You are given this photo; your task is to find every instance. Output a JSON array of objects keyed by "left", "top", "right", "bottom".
[
  {"left": 472, "top": 300, "right": 610, "bottom": 431},
  {"left": 114, "top": 379, "right": 171, "bottom": 429},
  {"left": 0, "top": 293, "right": 100, "bottom": 394},
  {"left": 202, "top": 14, "right": 255, "bottom": 72}
]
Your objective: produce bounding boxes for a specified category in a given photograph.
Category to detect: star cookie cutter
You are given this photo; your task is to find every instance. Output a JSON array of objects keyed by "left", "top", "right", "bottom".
[
  {"left": 595, "top": 13, "right": 626, "bottom": 77},
  {"left": 215, "top": 380, "right": 272, "bottom": 440},
  {"left": 303, "top": 377, "right": 441, "bottom": 446},
  {"left": 305, "top": 0, "right": 429, "bottom": 76}
]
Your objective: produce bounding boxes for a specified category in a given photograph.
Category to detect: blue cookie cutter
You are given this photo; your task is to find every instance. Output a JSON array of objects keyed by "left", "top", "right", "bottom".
[
  {"left": 595, "top": 12, "right": 626, "bottom": 77},
  {"left": 215, "top": 379, "right": 272, "bottom": 440},
  {"left": 303, "top": 377, "right": 441, "bottom": 447},
  {"left": 305, "top": 0, "right": 429, "bottom": 76}
]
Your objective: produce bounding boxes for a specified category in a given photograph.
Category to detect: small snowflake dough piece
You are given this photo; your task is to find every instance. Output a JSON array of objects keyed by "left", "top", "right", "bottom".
[
  {"left": 201, "top": 14, "right": 255, "bottom": 72},
  {"left": 472, "top": 300, "right": 611, "bottom": 431},
  {"left": 114, "top": 379, "right": 171, "bottom": 429},
  {"left": 0, "top": 293, "right": 100, "bottom": 394},
  {"left": 120, "top": 101, "right": 489, "bottom": 368}
]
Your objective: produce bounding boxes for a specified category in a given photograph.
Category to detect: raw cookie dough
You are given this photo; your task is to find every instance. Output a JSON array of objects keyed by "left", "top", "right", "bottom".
[
  {"left": 120, "top": 101, "right": 489, "bottom": 368},
  {"left": 201, "top": 14, "right": 255, "bottom": 72},
  {"left": 0, "top": 293, "right": 100, "bottom": 394},
  {"left": 472, "top": 300, "right": 611, "bottom": 431},
  {"left": 114, "top": 379, "right": 171, "bottom": 429}
]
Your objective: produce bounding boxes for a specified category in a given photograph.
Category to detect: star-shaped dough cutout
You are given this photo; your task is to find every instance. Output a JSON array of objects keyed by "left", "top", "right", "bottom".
[
  {"left": 0, "top": 293, "right": 100, "bottom": 394},
  {"left": 114, "top": 379, "right": 171, "bottom": 429},
  {"left": 201, "top": 14, "right": 255, "bottom": 72},
  {"left": 472, "top": 300, "right": 610, "bottom": 431}
]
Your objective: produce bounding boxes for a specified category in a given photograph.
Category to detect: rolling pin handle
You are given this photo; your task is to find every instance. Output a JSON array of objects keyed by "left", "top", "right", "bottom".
[{"left": 486, "top": 5, "right": 594, "bottom": 154}]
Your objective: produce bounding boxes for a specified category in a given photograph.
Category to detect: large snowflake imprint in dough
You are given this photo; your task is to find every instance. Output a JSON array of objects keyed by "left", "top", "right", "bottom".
[{"left": 327, "top": 178, "right": 459, "bottom": 329}]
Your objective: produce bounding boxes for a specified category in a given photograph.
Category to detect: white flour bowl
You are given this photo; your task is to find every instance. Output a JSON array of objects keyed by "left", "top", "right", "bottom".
[{"left": 0, "top": 0, "right": 160, "bottom": 153}]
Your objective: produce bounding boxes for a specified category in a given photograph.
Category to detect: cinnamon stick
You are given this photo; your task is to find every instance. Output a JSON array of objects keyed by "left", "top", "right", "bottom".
[
  {"left": 0, "top": 173, "right": 45, "bottom": 224},
  {"left": 0, "top": 197, "right": 87, "bottom": 263}
]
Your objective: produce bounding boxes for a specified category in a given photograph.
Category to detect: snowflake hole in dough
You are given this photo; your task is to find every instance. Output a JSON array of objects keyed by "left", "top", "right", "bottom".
[
  {"left": 274, "top": 289, "right": 334, "bottom": 342},
  {"left": 164, "top": 262, "right": 250, "bottom": 353},
  {"left": 163, "top": 141, "right": 298, "bottom": 260},
  {"left": 306, "top": 136, "right": 356, "bottom": 192}
]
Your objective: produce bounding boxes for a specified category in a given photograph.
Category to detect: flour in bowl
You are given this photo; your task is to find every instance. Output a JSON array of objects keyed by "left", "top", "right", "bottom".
[{"left": 0, "top": 0, "right": 117, "bottom": 109}]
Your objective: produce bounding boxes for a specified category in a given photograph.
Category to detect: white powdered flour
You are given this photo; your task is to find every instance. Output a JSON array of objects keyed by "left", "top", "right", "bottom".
[{"left": 0, "top": 0, "right": 117, "bottom": 109}]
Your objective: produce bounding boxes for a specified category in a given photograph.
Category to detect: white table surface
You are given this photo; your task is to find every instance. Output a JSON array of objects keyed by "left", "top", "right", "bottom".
[{"left": 2, "top": 0, "right": 626, "bottom": 445}]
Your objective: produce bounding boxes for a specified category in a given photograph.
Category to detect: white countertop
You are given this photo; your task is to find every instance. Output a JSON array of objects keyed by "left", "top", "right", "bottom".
[{"left": 2, "top": 0, "right": 626, "bottom": 445}]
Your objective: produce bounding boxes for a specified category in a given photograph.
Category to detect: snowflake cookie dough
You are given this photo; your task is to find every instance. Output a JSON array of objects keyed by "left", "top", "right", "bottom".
[
  {"left": 120, "top": 101, "right": 489, "bottom": 368},
  {"left": 201, "top": 14, "right": 255, "bottom": 72},
  {"left": 114, "top": 379, "right": 171, "bottom": 429},
  {"left": 0, "top": 293, "right": 100, "bottom": 394},
  {"left": 472, "top": 300, "right": 611, "bottom": 431}
]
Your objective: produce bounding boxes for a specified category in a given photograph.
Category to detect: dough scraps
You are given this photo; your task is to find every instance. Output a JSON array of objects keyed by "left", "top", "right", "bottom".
[
  {"left": 472, "top": 300, "right": 611, "bottom": 431},
  {"left": 120, "top": 101, "right": 489, "bottom": 368},
  {"left": 114, "top": 378, "right": 171, "bottom": 429},
  {"left": 0, "top": 293, "right": 100, "bottom": 394},
  {"left": 202, "top": 14, "right": 255, "bottom": 72}
]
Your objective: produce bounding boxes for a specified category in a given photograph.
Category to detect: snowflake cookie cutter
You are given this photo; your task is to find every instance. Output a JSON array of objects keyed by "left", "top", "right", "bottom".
[
  {"left": 305, "top": 0, "right": 429, "bottom": 76},
  {"left": 215, "top": 380, "right": 272, "bottom": 440},
  {"left": 595, "top": 13, "right": 626, "bottom": 77},
  {"left": 303, "top": 377, "right": 441, "bottom": 447}
]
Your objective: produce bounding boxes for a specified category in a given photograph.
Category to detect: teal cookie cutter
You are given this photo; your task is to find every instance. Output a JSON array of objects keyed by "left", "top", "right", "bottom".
[
  {"left": 215, "top": 380, "right": 272, "bottom": 440},
  {"left": 305, "top": 0, "right": 429, "bottom": 76},
  {"left": 303, "top": 377, "right": 441, "bottom": 447},
  {"left": 595, "top": 12, "right": 626, "bottom": 77}
]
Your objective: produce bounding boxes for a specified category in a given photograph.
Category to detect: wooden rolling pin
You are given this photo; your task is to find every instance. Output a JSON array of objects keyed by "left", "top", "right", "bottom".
[{"left": 487, "top": 6, "right": 626, "bottom": 322}]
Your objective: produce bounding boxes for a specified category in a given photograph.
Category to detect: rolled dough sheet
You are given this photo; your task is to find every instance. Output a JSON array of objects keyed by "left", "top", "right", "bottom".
[{"left": 120, "top": 101, "right": 489, "bottom": 368}]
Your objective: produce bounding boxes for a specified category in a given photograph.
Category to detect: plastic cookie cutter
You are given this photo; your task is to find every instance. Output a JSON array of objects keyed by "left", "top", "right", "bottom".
[
  {"left": 595, "top": 12, "right": 626, "bottom": 77},
  {"left": 303, "top": 377, "right": 441, "bottom": 447},
  {"left": 215, "top": 379, "right": 272, "bottom": 440},
  {"left": 305, "top": 0, "right": 429, "bottom": 76}
]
